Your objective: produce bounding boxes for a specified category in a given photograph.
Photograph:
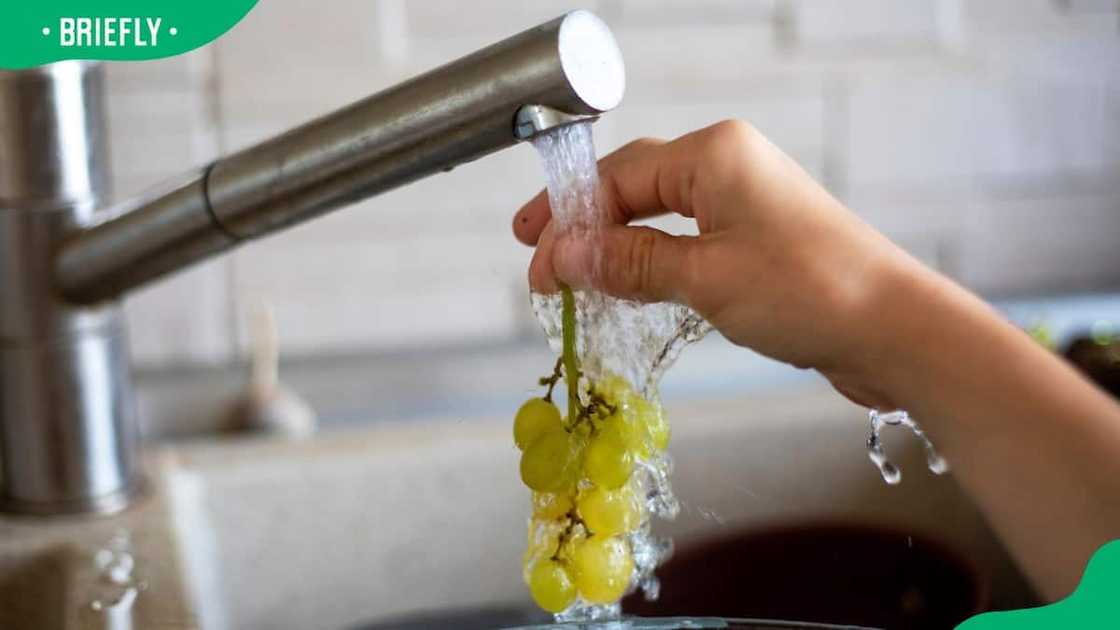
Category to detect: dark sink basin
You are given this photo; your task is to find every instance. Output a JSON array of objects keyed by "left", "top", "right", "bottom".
[{"left": 624, "top": 523, "right": 996, "bottom": 630}]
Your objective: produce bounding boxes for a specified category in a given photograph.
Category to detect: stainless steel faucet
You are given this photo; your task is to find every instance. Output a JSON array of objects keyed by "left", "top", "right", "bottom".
[{"left": 0, "top": 11, "right": 625, "bottom": 514}]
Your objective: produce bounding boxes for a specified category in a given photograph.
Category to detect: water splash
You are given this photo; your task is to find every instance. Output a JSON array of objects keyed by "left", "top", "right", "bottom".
[
  {"left": 85, "top": 529, "right": 148, "bottom": 628},
  {"left": 866, "top": 409, "right": 949, "bottom": 485},
  {"left": 529, "top": 124, "right": 712, "bottom": 396},
  {"left": 529, "top": 122, "right": 710, "bottom": 620}
]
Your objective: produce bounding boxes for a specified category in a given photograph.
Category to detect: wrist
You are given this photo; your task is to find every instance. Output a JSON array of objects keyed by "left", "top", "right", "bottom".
[
  {"left": 847, "top": 245, "right": 1012, "bottom": 416},
  {"left": 832, "top": 243, "right": 968, "bottom": 410}
]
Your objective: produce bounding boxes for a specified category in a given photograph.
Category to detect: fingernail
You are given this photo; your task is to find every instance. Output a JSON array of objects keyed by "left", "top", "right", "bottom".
[{"left": 554, "top": 236, "right": 591, "bottom": 288}]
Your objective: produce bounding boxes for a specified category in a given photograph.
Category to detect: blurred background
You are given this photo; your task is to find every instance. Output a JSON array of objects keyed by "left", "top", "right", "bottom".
[
  {"left": 103, "top": 0, "right": 1120, "bottom": 439},
  {"left": 65, "top": 2, "right": 1120, "bottom": 629}
]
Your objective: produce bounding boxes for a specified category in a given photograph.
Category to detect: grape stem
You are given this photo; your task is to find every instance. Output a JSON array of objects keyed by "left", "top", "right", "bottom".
[
  {"left": 551, "top": 288, "right": 615, "bottom": 434},
  {"left": 539, "top": 358, "right": 563, "bottom": 402},
  {"left": 551, "top": 508, "right": 583, "bottom": 562},
  {"left": 560, "top": 284, "right": 580, "bottom": 428},
  {"left": 585, "top": 389, "right": 617, "bottom": 420}
]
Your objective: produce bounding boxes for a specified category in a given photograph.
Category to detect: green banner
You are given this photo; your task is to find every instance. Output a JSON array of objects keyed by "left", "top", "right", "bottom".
[
  {"left": 959, "top": 539, "right": 1120, "bottom": 628},
  {"left": 0, "top": 0, "right": 258, "bottom": 69}
]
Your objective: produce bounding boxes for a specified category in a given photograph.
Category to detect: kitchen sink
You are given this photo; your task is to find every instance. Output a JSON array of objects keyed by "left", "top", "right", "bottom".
[
  {"left": 0, "top": 545, "right": 70, "bottom": 630},
  {"left": 0, "top": 458, "right": 199, "bottom": 630},
  {"left": 165, "top": 385, "right": 1036, "bottom": 630},
  {"left": 624, "top": 524, "right": 983, "bottom": 629}
]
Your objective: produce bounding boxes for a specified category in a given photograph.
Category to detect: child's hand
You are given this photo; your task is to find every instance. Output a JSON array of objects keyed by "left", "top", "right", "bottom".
[{"left": 514, "top": 120, "right": 923, "bottom": 409}]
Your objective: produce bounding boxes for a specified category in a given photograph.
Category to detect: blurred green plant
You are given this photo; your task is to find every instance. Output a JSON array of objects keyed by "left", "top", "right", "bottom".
[{"left": 1025, "top": 321, "right": 1057, "bottom": 351}]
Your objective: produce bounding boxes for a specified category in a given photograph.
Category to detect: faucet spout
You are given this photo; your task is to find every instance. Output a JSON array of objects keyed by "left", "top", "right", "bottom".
[
  {"left": 513, "top": 104, "right": 600, "bottom": 141},
  {"left": 56, "top": 9, "right": 625, "bottom": 304}
]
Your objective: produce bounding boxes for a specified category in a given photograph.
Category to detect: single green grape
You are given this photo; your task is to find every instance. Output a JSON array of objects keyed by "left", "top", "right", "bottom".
[
  {"left": 598, "top": 375, "right": 630, "bottom": 405},
  {"left": 529, "top": 559, "right": 577, "bottom": 613},
  {"left": 520, "top": 429, "right": 579, "bottom": 492},
  {"left": 514, "top": 398, "right": 563, "bottom": 451},
  {"left": 532, "top": 491, "right": 574, "bottom": 521},
  {"left": 525, "top": 520, "right": 562, "bottom": 558},
  {"left": 619, "top": 412, "right": 653, "bottom": 460},
  {"left": 571, "top": 535, "right": 634, "bottom": 604},
  {"left": 584, "top": 423, "right": 633, "bottom": 489},
  {"left": 577, "top": 485, "right": 640, "bottom": 536},
  {"left": 638, "top": 399, "right": 670, "bottom": 451},
  {"left": 523, "top": 522, "right": 561, "bottom": 583},
  {"left": 600, "top": 376, "right": 661, "bottom": 460}
]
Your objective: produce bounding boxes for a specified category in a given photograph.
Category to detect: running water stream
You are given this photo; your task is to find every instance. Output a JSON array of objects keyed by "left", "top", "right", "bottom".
[{"left": 529, "top": 122, "right": 710, "bottom": 621}]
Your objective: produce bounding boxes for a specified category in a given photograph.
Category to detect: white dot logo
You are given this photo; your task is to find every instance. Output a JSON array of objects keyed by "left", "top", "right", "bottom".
[
  {"left": 41, "top": 27, "right": 50, "bottom": 36},
  {"left": 169, "top": 27, "right": 178, "bottom": 36}
]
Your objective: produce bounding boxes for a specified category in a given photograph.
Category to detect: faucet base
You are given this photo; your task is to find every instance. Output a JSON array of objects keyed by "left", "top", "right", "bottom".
[
  {"left": 0, "top": 477, "right": 146, "bottom": 517},
  {"left": 1, "top": 62, "right": 145, "bottom": 516},
  {"left": 0, "top": 312, "right": 144, "bottom": 516}
]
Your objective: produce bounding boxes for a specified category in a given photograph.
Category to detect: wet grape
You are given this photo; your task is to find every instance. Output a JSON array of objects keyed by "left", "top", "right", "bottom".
[
  {"left": 514, "top": 398, "right": 563, "bottom": 451},
  {"left": 520, "top": 429, "right": 579, "bottom": 492},
  {"left": 532, "top": 491, "right": 574, "bottom": 521},
  {"left": 577, "top": 486, "right": 639, "bottom": 536},
  {"left": 517, "top": 369, "right": 671, "bottom": 615},
  {"left": 529, "top": 559, "right": 577, "bottom": 612},
  {"left": 571, "top": 535, "right": 634, "bottom": 604},
  {"left": 584, "top": 423, "right": 633, "bottom": 489}
]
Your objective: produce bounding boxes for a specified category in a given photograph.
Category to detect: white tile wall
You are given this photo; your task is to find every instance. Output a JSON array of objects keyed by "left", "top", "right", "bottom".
[
  {"left": 793, "top": 0, "right": 942, "bottom": 50},
  {"left": 607, "top": 91, "right": 826, "bottom": 178},
  {"left": 962, "top": 0, "right": 1118, "bottom": 33},
  {"left": 845, "top": 74, "right": 984, "bottom": 194},
  {"left": 104, "top": 50, "right": 234, "bottom": 366},
  {"left": 101, "top": 0, "right": 1120, "bottom": 368},
  {"left": 403, "top": 1, "right": 593, "bottom": 39},
  {"left": 613, "top": 23, "right": 778, "bottom": 87},
  {"left": 1065, "top": 0, "right": 1120, "bottom": 12},
  {"left": 976, "top": 79, "right": 1118, "bottom": 180},
  {"left": 961, "top": 193, "right": 1120, "bottom": 295},
  {"left": 845, "top": 73, "right": 1120, "bottom": 194},
  {"left": 610, "top": 0, "right": 776, "bottom": 25}
]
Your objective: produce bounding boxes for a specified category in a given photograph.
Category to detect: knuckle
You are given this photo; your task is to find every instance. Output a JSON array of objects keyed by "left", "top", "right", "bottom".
[
  {"left": 626, "top": 229, "right": 660, "bottom": 296},
  {"left": 528, "top": 251, "right": 549, "bottom": 289},
  {"left": 623, "top": 137, "right": 664, "bottom": 153},
  {"left": 698, "top": 118, "right": 760, "bottom": 184},
  {"left": 704, "top": 119, "right": 757, "bottom": 157},
  {"left": 710, "top": 118, "right": 757, "bottom": 144}
]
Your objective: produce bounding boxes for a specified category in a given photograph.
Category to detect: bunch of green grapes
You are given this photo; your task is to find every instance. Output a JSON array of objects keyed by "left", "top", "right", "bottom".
[{"left": 514, "top": 288, "right": 671, "bottom": 613}]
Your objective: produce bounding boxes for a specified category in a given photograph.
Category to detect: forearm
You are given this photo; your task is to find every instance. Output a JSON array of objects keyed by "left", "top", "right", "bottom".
[
  {"left": 515, "top": 121, "right": 1120, "bottom": 598},
  {"left": 868, "top": 258, "right": 1120, "bottom": 600}
]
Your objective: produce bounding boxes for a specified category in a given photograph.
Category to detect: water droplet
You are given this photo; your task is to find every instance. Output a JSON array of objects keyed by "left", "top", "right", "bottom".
[
  {"left": 868, "top": 448, "right": 902, "bottom": 485},
  {"left": 926, "top": 452, "right": 949, "bottom": 475},
  {"left": 86, "top": 530, "right": 144, "bottom": 615},
  {"left": 866, "top": 409, "right": 948, "bottom": 484}
]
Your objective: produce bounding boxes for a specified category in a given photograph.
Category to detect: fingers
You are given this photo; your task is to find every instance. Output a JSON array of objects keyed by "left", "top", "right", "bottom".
[
  {"left": 515, "top": 119, "right": 760, "bottom": 246},
  {"left": 513, "top": 188, "right": 550, "bottom": 246},
  {"left": 601, "top": 120, "right": 759, "bottom": 225},
  {"left": 528, "top": 221, "right": 561, "bottom": 293},
  {"left": 531, "top": 224, "right": 697, "bottom": 304},
  {"left": 513, "top": 137, "right": 668, "bottom": 246}
]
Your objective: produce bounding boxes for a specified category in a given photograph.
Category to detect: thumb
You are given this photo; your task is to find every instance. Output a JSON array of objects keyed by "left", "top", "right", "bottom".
[{"left": 553, "top": 225, "right": 695, "bottom": 303}]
